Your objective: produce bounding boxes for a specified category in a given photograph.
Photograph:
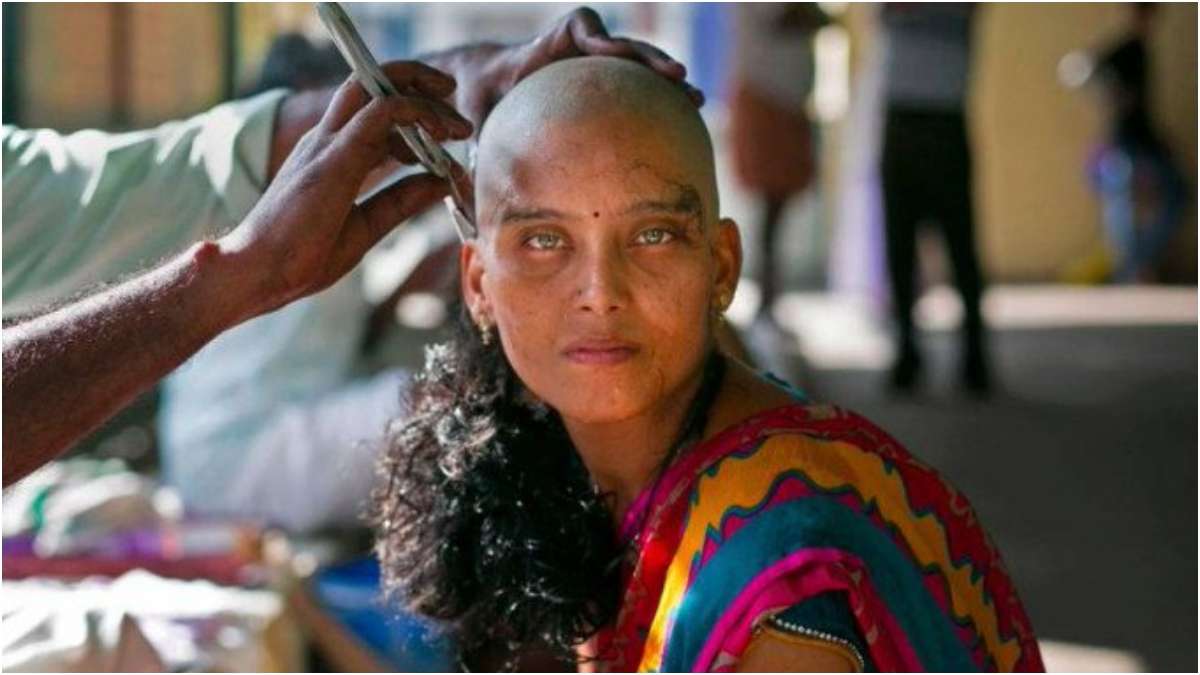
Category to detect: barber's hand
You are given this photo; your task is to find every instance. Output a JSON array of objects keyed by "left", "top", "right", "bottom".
[
  {"left": 223, "top": 62, "right": 473, "bottom": 318},
  {"left": 454, "top": 6, "right": 703, "bottom": 126},
  {"left": 268, "top": 7, "right": 699, "bottom": 179},
  {"left": 510, "top": 7, "right": 701, "bottom": 99}
]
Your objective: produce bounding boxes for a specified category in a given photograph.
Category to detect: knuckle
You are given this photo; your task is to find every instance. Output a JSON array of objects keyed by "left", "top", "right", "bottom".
[
  {"left": 572, "top": 6, "right": 599, "bottom": 22},
  {"left": 388, "top": 96, "right": 418, "bottom": 120}
]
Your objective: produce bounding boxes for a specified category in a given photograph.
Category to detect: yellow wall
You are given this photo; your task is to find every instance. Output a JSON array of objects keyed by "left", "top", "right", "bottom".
[
  {"left": 972, "top": 3, "right": 1196, "bottom": 281},
  {"left": 22, "top": 4, "right": 116, "bottom": 129},
  {"left": 17, "top": 2, "right": 316, "bottom": 129},
  {"left": 128, "top": 4, "right": 224, "bottom": 127},
  {"left": 19, "top": 3, "right": 226, "bottom": 130}
]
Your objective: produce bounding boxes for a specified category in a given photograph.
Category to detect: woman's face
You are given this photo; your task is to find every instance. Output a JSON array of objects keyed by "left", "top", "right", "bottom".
[{"left": 463, "top": 113, "right": 741, "bottom": 425}]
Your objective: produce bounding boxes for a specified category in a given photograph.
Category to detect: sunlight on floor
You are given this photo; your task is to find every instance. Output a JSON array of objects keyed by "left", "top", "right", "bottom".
[
  {"left": 770, "top": 284, "right": 1197, "bottom": 370},
  {"left": 1039, "top": 639, "right": 1147, "bottom": 672}
]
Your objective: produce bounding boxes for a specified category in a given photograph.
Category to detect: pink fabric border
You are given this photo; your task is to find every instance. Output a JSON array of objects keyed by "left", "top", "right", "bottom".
[{"left": 693, "top": 547, "right": 923, "bottom": 672}]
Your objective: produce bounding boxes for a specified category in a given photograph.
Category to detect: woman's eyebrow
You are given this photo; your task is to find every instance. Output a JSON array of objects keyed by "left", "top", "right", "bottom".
[
  {"left": 495, "top": 185, "right": 704, "bottom": 225},
  {"left": 498, "top": 205, "right": 575, "bottom": 225},
  {"left": 621, "top": 186, "right": 703, "bottom": 218}
]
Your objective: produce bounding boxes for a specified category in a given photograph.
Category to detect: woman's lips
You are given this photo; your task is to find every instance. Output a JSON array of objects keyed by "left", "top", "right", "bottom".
[{"left": 562, "top": 340, "right": 640, "bottom": 365}]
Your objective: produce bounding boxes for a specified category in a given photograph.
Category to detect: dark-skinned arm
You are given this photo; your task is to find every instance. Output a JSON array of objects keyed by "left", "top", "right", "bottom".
[
  {"left": 2, "top": 64, "right": 472, "bottom": 487},
  {"left": 736, "top": 630, "right": 859, "bottom": 672}
]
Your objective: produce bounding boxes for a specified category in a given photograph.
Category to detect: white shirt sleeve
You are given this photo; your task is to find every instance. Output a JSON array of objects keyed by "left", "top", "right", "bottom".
[
  {"left": 2, "top": 89, "right": 289, "bottom": 317},
  {"left": 180, "top": 367, "right": 412, "bottom": 534}
]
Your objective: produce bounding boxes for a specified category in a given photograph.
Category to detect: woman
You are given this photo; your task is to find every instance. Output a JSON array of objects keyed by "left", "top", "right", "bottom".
[{"left": 373, "top": 56, "right": 1043, "bottom": 672}]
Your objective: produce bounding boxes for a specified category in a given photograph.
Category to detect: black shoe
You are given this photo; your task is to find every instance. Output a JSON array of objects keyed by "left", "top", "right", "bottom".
[{"left": 889, "top": 347, "right": 922, "bottom": 392}]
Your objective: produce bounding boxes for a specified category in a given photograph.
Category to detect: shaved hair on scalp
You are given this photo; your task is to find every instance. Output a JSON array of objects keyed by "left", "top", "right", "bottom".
[{"left": 475, "top": 55, "right": 720, "bottom": 224}]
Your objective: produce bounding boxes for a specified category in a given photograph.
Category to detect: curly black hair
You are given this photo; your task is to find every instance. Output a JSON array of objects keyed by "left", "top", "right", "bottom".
[{"left": 371, "top": 305, "right": 623, "bottom": 668}]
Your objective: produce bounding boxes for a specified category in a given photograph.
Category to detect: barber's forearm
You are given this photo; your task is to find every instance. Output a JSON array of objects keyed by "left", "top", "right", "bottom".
[
  {"left": 1, "top": 241, "right": 258, "bottom": 486},
  {"left": 3, "top": 54, "right": 455, "bottom": 486}
]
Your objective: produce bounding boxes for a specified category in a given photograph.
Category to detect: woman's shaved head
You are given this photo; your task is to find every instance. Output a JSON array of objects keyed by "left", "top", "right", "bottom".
[
  {"left": 475, "top": 55, "right": 719, "bottom": 229},
  {"left": 460, "top": 54, "right": 741, "bottom": 433}
]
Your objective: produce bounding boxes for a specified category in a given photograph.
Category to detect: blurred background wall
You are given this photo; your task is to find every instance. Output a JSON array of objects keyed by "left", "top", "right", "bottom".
[{"left": 971, "top": 2, "right": 1196, "bottom": 281}]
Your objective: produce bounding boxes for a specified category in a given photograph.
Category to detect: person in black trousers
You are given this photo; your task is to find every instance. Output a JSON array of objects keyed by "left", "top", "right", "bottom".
[{"left": 879, "top": 4, "right": 989, "bottom": 394}]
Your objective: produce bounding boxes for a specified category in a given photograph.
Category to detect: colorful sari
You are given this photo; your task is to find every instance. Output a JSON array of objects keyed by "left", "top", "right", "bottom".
[{"left": 593, "top": 403, "right": 1043, "bottom": 672}]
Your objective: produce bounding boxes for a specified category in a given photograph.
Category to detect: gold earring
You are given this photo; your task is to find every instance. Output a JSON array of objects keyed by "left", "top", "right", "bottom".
[
  {"left": 713, "top": 289, "right": 732, "bottom": 316},
  {"left": 477, "top": 317, "right": 493, "bottom": 346}
]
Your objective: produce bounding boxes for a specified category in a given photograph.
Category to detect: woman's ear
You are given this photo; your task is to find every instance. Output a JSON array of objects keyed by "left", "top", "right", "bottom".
[
  {"left": 460, "top": 240, "right": 489, "bottom": 322},
  {"left": 713, "top": 217, "right": 744, "bottom": 303}
]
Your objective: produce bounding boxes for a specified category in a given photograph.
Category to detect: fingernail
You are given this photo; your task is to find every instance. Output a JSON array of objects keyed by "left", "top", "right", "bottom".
[{"left": 443, "top": 110, "right": 469, "bottom": 134}]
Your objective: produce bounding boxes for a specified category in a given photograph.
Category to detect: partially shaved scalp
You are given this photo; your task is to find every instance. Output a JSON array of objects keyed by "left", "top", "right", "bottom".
[{"left": 475, "top": 56, "right": 718, "bottom": 226}]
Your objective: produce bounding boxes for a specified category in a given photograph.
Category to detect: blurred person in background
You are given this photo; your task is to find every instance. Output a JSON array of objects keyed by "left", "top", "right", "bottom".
[
  {"left": 879, "top": 3, "right": 991, "bottom": 394},
  {"left": 728, "top": 3, "right": 826, "bottom": 330},
  {"left": 2, "top": 8, "right": 699, "bottom": 529},
  {"left": 1077, "top": 3, "right": 1187, "bottom": 283},
  {"left": 241, "top": 31, "right": 349, "bottom": 97}
]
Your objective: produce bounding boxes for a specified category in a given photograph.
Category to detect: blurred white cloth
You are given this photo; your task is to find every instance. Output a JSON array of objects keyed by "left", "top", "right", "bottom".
[
  {"left": 0, "top": 571, "right": 301, "bottom": 672},
  {"left": 208, "top": 367, "right": 412, "bottom": 532},
  {"left": 2, "top": 91, "right": 284, "bottom": 315}
]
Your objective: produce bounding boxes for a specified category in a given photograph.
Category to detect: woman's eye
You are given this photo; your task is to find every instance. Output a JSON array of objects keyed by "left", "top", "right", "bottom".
[
  {"left": 634, "top": 227, "right": 676, "bottom": 246},
  {"left": 524, "top": 232, "right": 565, "bottom": 250}
]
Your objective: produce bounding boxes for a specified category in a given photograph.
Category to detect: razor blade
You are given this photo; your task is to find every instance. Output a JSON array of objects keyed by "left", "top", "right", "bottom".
[{"left": 316, "top": 1, "right": 477, "bottom": 240}]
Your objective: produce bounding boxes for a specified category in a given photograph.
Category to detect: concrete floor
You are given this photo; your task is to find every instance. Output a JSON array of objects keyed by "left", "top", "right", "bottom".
[{"left": 759, "top": 292, "right": 1197, "bottom": 671}]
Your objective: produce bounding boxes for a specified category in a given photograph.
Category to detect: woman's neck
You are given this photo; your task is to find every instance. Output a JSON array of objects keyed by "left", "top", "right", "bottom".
[
  {"left": 561, "top": 365, "right": 707, "bottom": 521},
  {"left": 561, "top": 355, "right": 799, "bottom": 524}
]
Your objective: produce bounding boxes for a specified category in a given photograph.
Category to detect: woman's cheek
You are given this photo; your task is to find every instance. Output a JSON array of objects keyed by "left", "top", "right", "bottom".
[
  {"left": 635, "top": 263, "right": 711, "bottom": 329},
  {"left": 487, "top": 257, "right": 558, "bottom": 316},
  {"left": 494, "top": 284, "right": 558, "bottom": 361},
  {"left": 501, "top": 312, "right": 566, "bottom": 409}
]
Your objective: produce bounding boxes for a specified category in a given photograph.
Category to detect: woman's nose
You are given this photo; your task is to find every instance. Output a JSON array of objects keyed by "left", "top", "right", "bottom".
[{"left": 574, "top": 248, "right": 630, "bottom": 315}]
